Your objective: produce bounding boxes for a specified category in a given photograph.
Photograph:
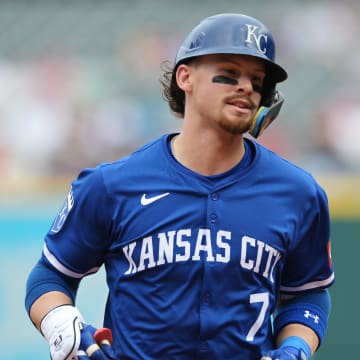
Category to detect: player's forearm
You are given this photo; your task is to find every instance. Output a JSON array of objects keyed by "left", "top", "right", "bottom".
[
  {"left": 25, "top": 256, "right": 81, "bottom": 330},
  {"left": 275, "top": 323, "right": 318, "bottom": 356},
  {"left": 29, "top": 291, "right": 73, "bottom": 330},
  {"left": 273, "top": 289, "right": 331, "bottom": 357}
]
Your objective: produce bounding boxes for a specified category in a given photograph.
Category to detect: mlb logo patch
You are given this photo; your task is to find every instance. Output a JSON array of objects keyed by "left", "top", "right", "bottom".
[{"left": 51, "top": 187, "right": 74, "bottom": 233}]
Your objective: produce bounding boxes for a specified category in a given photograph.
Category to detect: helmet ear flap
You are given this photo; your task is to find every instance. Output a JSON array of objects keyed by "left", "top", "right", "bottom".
[
  {"left": 259, "top": 72, "right": 277, "bottom": 107},
  {"left": 249, "top": 91, "right": 284, "bottom": 138}
]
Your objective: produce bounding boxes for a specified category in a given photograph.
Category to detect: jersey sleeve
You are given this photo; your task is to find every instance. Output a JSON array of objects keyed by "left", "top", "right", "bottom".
[
  {"left": 43, "top": 165, "right": 115, "bottom": 278},
  {"left": 280, "top": 181, "right": 334, "bottom": 294}
]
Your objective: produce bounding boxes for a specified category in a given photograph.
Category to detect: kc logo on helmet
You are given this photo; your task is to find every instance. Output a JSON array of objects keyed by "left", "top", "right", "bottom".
[{"left": 244, "top": 24, "right": 268, "bottom": 54}]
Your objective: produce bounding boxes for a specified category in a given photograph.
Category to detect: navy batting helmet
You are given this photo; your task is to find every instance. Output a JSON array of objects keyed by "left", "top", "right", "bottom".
[{"left": 175, "top": 13, "right": 287, "bottom": 86}]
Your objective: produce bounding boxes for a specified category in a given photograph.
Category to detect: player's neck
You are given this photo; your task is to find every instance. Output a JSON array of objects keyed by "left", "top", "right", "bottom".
[{"left": 171, "top": 132, "right": 245, "bottom": 176}]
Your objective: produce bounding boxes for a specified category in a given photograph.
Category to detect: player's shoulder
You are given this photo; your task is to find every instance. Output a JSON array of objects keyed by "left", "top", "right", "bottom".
[
  {"left": 251, "top": 139, "right": 324, "bottom": 193},
  {"left": 101, "top": 134, "right": 167, "bottom": 171},
  {"left": 75, "top": 135, "right": 168, "bottom": 187}
]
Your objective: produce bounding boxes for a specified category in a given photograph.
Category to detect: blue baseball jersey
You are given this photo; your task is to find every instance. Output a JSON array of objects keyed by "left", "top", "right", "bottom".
[{"left": 43, "top": 134, "right": 334, "bottom": 359}]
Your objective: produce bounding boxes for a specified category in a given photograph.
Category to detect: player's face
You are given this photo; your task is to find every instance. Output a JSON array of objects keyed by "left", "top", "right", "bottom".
[{"left": 179, "top": 54, "right": 265, "bottom": 135}]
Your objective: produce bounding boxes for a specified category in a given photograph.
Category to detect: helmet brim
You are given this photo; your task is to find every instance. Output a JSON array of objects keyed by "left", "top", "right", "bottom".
[{"left": 176, "top": 48, "right": 288, "bottom": 84}]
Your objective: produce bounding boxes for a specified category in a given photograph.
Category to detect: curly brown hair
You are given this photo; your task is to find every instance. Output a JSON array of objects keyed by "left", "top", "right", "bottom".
[{"left": 159, "top": 60, "right": 186, "bottom": 118}]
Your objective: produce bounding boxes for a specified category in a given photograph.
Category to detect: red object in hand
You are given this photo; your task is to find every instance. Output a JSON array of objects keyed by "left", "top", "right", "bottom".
[{"left": 94, "top": 327, "right": 113, "bottom": 346}]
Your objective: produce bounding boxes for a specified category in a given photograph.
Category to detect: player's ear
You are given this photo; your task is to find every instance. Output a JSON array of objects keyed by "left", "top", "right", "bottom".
[{"left": 176, "top": 64, "right": 193, "bottom": 92}]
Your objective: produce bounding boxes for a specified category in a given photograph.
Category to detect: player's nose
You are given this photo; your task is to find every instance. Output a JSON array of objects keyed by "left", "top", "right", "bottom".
[{"left": 235, "top": 76, "right": 253, "bottom": 94}]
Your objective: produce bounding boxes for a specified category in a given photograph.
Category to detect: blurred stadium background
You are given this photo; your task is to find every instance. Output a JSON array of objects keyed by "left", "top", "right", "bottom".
[{"left": 0, "top": 0, "right": 359, "bottom": 358}]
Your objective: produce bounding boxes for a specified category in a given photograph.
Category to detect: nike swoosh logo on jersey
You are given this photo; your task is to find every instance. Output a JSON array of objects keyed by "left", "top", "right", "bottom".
[{"left": 141, "top": 192, "right": 170, "bottom": 206}]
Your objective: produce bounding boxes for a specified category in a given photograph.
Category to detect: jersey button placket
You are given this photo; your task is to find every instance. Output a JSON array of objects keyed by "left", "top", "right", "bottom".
[
  {"left": 210, "top": 213, "right": 217, "bottom": 223},
  {"left": 210, "top": 192, "right": 218, "bottom": 224},
  {"left": 199, "top": 192, "right": 220, "bottom": 355},
  {"left": 203, "top": 291, "right": 211, "bottom": 304}
]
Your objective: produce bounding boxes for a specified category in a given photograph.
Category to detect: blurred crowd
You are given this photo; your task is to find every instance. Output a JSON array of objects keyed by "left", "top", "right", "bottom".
[{"left": 0, "top": 0, "right": 359, "bottom": 186}]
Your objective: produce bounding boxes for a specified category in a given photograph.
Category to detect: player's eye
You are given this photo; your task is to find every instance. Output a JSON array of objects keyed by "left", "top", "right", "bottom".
[
  {"left": 252, "top": 83, "right": 263, "bottom": 94},
  {"left": 224, "top": 69, "right": 238, "bottom": 78},
  {"left": 251, "top": 76, "right": 264, "bottom": 94},
  {"left": 212, "top": 68, "right": 240, "bottom": 86}
]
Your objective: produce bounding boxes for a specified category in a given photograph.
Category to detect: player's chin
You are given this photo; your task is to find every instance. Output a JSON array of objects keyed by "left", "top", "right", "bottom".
[
  {"left": 219, "top": 117, "right": 252, "bottom": 135},
  {"left": 228, "top": 108, "right": 254, "bottom": 123}
]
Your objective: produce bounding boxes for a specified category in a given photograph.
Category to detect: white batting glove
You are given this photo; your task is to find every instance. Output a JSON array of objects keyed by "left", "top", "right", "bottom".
[{"left": 40, "top": 304, "right": 85, "bottom": 360}]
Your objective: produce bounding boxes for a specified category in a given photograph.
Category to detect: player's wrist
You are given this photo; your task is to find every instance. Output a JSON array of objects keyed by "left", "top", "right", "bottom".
[
  {"left": 40, "top": 304, "right": 85, "bottom": 360},
  {"left": 40, "top": 304, "right": 84, "bottom": 337},
  {"left": 280, "top": 336, "right": 311, "bottom": 359}
]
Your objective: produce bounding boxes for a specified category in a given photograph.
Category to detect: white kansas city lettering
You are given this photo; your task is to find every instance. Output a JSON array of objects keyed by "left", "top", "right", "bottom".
[
  {"left": 123, "top": 229, "right": 281, "bottom": 281},
  {"left": 123, "top": 228, "right": 231, "bottom": 275},
  {"left": 241, "top": 235, "right": 281, "bottom": 283}
]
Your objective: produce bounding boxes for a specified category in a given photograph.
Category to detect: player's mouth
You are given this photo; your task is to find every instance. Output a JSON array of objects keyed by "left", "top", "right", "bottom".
[{"left": 226, "top": 98, "right": 254, "bottom": 114}]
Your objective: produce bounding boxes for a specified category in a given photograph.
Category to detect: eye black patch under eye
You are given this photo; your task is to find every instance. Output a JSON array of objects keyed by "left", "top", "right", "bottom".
[
  {"left": 212, "top": 75, "right": 238, "bottom": 86},
  {"left": 252, "top": 84, "right": 263, "bottom": 94}
]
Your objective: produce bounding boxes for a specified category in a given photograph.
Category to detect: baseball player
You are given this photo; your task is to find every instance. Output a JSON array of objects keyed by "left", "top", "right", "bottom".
[{"left": 25, "top": 13, "right": 334, "bottom": 359}]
